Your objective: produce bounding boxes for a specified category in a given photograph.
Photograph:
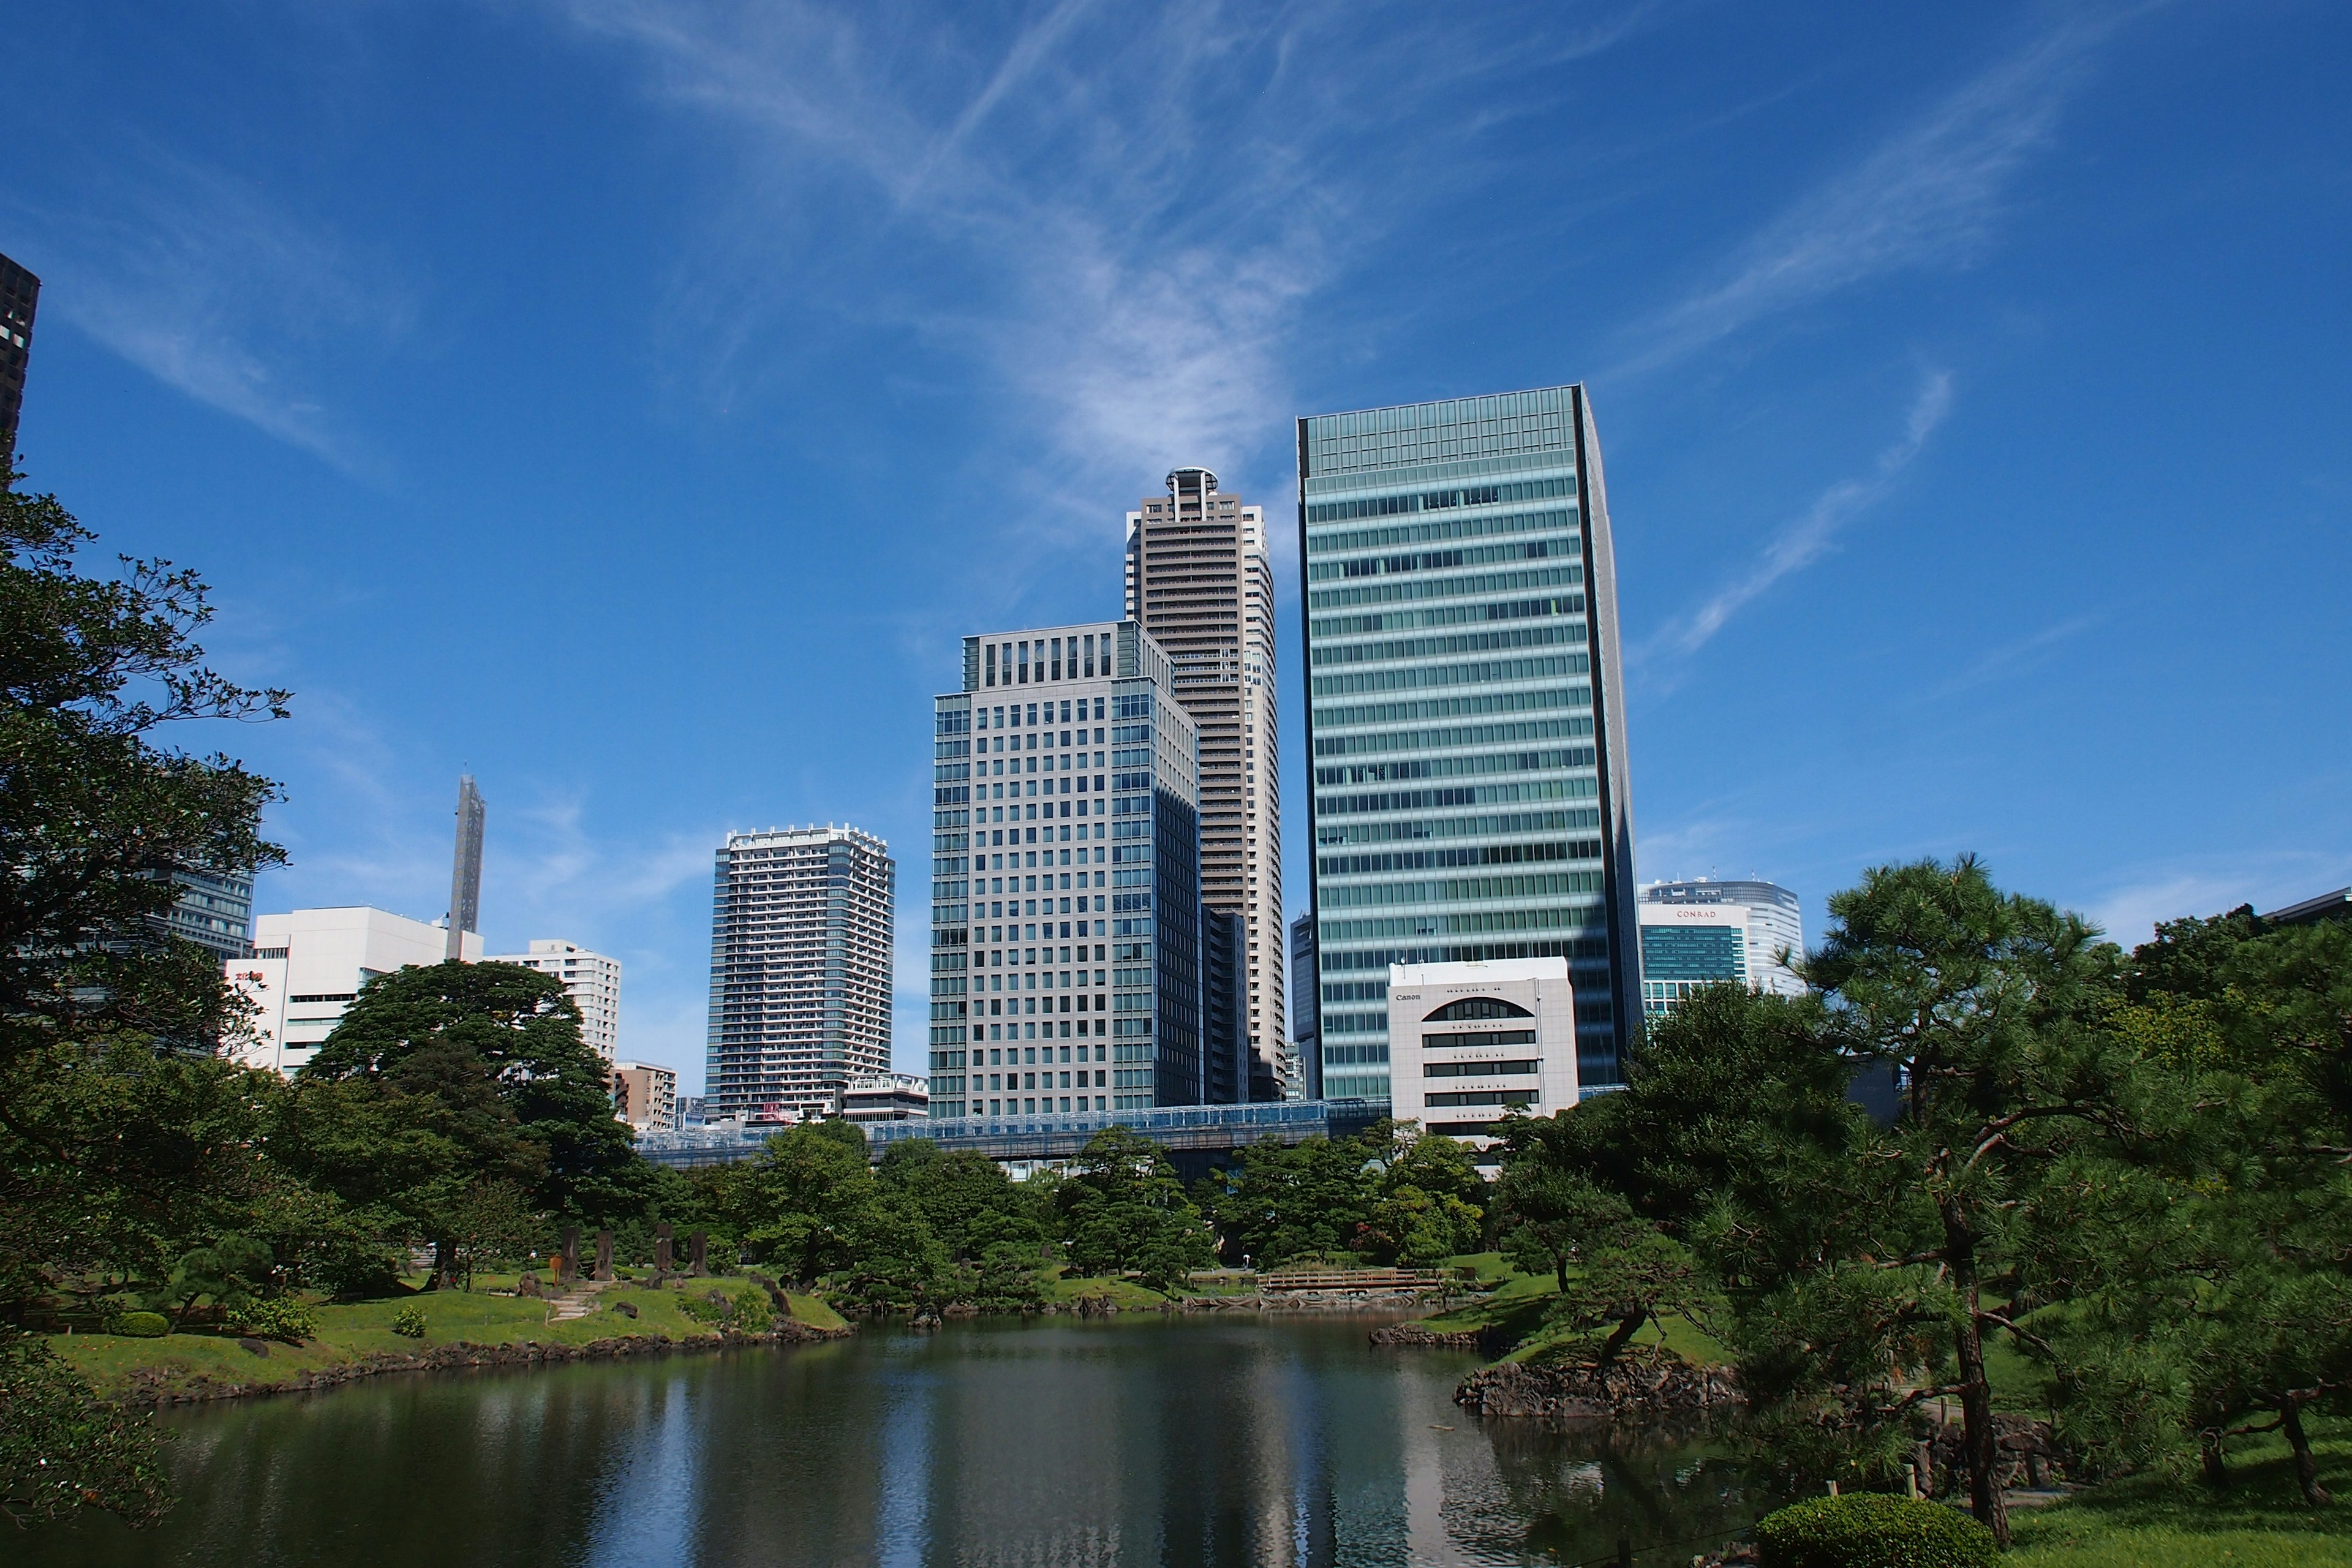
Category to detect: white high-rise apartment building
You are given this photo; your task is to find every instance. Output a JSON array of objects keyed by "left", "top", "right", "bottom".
[
  {"left": 1126, "top": 467, "right": 1287, "bottom": 1095},
  {"left": 706, "top": 825, "right": 895, "bottom": 1121},
  {"left": 484, "top": 939, "right": 622, "bottom": 1062},
  {"left": 1639, "top": 878, "right": 1805, "bottom": 997},
  {"left": 227, "top": 907, "right": 482, "bottom": 1075}
]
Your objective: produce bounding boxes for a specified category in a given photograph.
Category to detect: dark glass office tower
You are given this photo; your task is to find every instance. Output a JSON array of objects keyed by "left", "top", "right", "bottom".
[
  {"left": 1297, "top": 385, "right": 1640, "bottom": 1092},
  {"left": 0, "top": 254, "right": 36, "bottom": 468}
]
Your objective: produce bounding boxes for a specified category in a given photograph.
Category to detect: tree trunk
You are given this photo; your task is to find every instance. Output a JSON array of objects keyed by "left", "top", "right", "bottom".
[
  {"left": 431, "top": 1237, "right": 456, "bottom": 1291},
  {"left": 2282, "top": 1398, "right": 2332, "bottom": 1507},
  {"left": 2199, "top": 1428, "right": 2229, "bottom": 1487},
  {"left": 1945, "top": 1210, "right": 2010, "bottom": 1549},
  {"left": 1597, "top": 1310, "right": 1645, "bottom": 1366}
]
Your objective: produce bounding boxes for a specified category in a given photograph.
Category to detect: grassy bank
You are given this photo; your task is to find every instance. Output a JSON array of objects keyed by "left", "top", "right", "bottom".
[
  {"left": 2008, "top": 1421, "right": 2352, "bottom": 1567},
  {"left": 53, "top": 1276, "right": 812, "bottom": 1403}
]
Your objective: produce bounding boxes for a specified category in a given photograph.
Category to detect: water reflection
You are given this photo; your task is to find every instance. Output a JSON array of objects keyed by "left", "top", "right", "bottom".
[{"left": 24, "top": 1317, "right": 1779, "bottom": 1567}]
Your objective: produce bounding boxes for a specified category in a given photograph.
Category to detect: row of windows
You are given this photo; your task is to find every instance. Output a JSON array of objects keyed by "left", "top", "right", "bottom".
[
  {"left": 978, "top": 699, "right": 1106, "bottom": 729},
  {"left": 1318, "top": 841, "right": 1601, "bottom": 875},
  {"left": 1310, "top": 557, "right": 1580, "bottom": 611},
  {"left": 1424, "top": 1088, "right": 1540, "bottom": 1108},
  {"left": 1422, "top": 1058, "right": 1540, "bottom": 1077},
  {"left": 978, "top": 728, "right": 1102, "bottom": 753},
  {"left": 1302, "top": 477, "right": 1573, "bottom": 524},
  {"left": 1317, "top": 902, "right": 1608, "bottom": 943},
  {"left": 1312, "top": 593, "right": 1586, "bottom": 641},
  {"left": 1305, "top": 505, "right": 1575, "bottom": 559},
  {"left": 1311, "top": 651, "right": 1589, "bottom": 699},
  {"left": 1323, "top": 870, "right": 1605, "bottom": 910},
  {"left": 1313, "top": 807, "right": 1602, "bottom": 849},
  {"left": 1316, "top": 745, "right": 1595, "bottom": 789},
  {"left": 984, "top": 635, "right": 1110, "bottom": 687},
  {"left": 1314, "top": 716, "right": 1593, "bottom": 760},
  {"left": 1316, "top": 776, "right": 1597, "bottom": 816},
  {"left": 1310, "top": 620, "right": 1581, "bottom": 669}
]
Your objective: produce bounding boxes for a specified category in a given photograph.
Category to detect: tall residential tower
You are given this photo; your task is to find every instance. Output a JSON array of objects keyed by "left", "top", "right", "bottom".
[
  {"left": 1297, "top": 385, "right": 1640, "bottom": 1095},
  {"left": 705, "top": 825, "right": 895, "bottom": 1121},
  {"left": 446, "top": 775, "right": 486, "bottom": 962},
  {"left": 928, "top": 622, "right": 1204, "bottom": 1119},
  {"left": 1126, "top": 467, "right": 1287, "bottom": 1095},
  {"left": 0, "top": 252, "right": 37, "bottom": 466}
]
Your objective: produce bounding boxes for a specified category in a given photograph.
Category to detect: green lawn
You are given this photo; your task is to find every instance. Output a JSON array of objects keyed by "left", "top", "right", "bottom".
[
  {"left": 54, "top": 1276, "right": 788, "bottom": 1401},
  {"left": 2011, "top": 1422, "right": 2352, "bottom": 1567},
  {"left": 1042, "top": 1271, "right": 1174, "bottom": 1308}
]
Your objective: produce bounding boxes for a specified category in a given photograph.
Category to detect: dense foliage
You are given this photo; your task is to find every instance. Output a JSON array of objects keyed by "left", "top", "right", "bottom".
[
  {"left": 1754, "top": 1493, "right": 1997, "bottom": 1568},
  {"left": 1201, "top": 1120, "right": 1485, "bottom": 1268}
]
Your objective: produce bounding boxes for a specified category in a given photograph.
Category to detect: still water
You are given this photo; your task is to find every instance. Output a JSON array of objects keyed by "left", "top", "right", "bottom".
[{"left": 29, "top": 1316, "right": 1781, "bottom": 1567}]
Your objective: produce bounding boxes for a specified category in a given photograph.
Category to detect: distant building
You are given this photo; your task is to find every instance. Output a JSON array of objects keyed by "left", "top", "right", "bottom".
[
  {"left": 484, "top": 940, "right": 622, "bottom": 1063},
  {"left": 1640, "top": 878, "right": 1805, "bottom": 997},
  {"left": 1202, "top": 908, "right": 1251, "bottom": 1104},
  {"left": 1126, "top": 466, "right": 1287, "bottom": 1094},
  {"left": 1298, "top": 385, "right": 1642, "bottom": 1097},
  {"left": 2263, "top": 888, "right": 2351, "bottom": 927},
  {"left": 1386, "top": 957, "right": 1579, "bottom": 1156},
  {"left": 1637, "top": 902, "right": 1749, "bottom": 1018},
  {"left": 706, "top": 824, "right": 895, "bottom": 1123},
  {"left": 933, "top": 620, "right": 1202, "bottom": 1119},
  {"left": 0, "top": 252, "right": 37, "bottom": 466},
  {"left": 1289, "top": 912, "right": 1318, "bottom": 1099},
  {"left": 446, "top": 775, "right": 486, "bottom": 962},
  {"left": 228, "top": 907, "right": 481, "bottom": 1075},
  {"left": 156, "top": 869, "right": 254, "bottom": 960},
  {"left": 612, "top": 1061, "right": 679, "bottom": 1131},
  {"left": 840, "top": 1072, "right": 930, "bottom": 1123},
  {"left": 677, "top": 1095, "right": 707, "bottom": 1126}
]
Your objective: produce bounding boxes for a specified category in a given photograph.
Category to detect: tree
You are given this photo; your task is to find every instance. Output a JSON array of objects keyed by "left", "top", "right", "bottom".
[
  {"left": 714, "top": 1124, "right": 877, "bottom": 1287},
  {"left": 1204, "top": 1134, "right": 1376, "bottom": 1266},
  {"left": 0, "top": 1333, "right": 171, "bottom": 1528},
  {"left": 1058, "top": 1128, "right": 1214, "bottom": 1290},
  {"left": 1356, "top": 1124, "right": 1486, "bottom": 1265},
  {"left": 288, "top": 960, "right": 647, "bottom": 1286},
  {"left": 1493, "top": 1158, "right": 1617, "bottom": 1295}
]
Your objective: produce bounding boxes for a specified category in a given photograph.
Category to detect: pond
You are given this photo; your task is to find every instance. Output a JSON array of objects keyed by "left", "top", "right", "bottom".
[{"left": 26, "top": 1316, "right": 1782, "bottom": 1566}]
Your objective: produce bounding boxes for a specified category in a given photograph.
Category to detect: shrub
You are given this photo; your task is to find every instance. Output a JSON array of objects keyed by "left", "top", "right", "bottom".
[
  {"left": 105, "top": 1311, "right": 170, "bottom": 1339},
  {"left": 1756, "top": 1494, "right": 1996, "bottom": 1568},
  {"left": 228, "top": 1297, "right": 318, "bottom": 1343},
  {"left": 389, "top": 1303, "right": 428, "bottom": 1339},
  {"left": 730, "top": 1287, "right": 775, "bottom": 1333}
]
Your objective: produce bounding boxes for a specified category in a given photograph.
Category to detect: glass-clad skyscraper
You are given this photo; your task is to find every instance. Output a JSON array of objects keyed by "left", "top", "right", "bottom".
[
  {"left": 929, "top": 621, "right": 1203, "bottom": 1119},
  {"left": 1297, "top": 385, "right": 1640, "bottom": 1094}
]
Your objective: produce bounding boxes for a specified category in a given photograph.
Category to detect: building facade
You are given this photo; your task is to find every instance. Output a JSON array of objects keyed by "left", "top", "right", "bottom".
[
  {"left": 1637, "top": 902, "right": 1749, "bottom": 1018},
  {"left": 705, "top": 826, "right": 895, "bottom": 1122},
  {"left": 1640, "top": 878, "right": 1804, "bottom": 997},
  {"left": 1385, "top": 957, "right": 1578, "bottom": 1155},
  {"left": 1297, "top": 384, "right": 1641, "bottom": 1098},
  {"left": 0, "top": 252, "right": 36, "bottom": 465},
  {"left": 157, "top": 869, "right": 254, "bottom": 960},
  {"left": 1289, "top": 911, "right": 1320, "bottom": 1096},
  {"left": 227, "top": 907, "right": 482, "bottom": 1075},
  {"left": 929, "top": 620, "right": 1202, "bottom": 1119},
  {"left": 841, "top": 1072, "right": 930, "bottom": 1122},
  {"left": 1126, "top": 467, "right": 1288, "bottom": 1095},
  {"left": 446, "top": 775, "right": 486, "bottom": 962},
  {"left": 484, "top": 939, "right": 623, "bottom": 1062},
  {"left": 612, "top": 1061, "right": 679, "bottom": 1131}
]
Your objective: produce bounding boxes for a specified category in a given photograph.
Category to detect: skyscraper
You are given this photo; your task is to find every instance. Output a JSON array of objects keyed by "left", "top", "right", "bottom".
[
  {"left": 1126, "top": 468, "right": 1288, "bottom": 1095},
  {"left": 929, "top": 621, "right": 1202, "bottom": 1119},
  {"left": 156, "top": 869, "right": 254, "bottom": 960},
  {"left": 1640, "top": 877, "right": 1805, "bottom": 997},
  {"left": 1297, "top": 384, "right": 1640, "bottom": 1094},
  {"left": 446, "top": 775, "right": 486, "bottom": 962},
  {"left": 706, "top": 825, "right": 895, "bottom": 1121},
  {"left": 0, "top": 253, "right": 38, "bottom": 468},
  {"left": 1637, "top": 902, "right": 1749, "bottom": 1019},
  {"left": 1289, "top": 911, "right": 1320, "bottom": 1098}
]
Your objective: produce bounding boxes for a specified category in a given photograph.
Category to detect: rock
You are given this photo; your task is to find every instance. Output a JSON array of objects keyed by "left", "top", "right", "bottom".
[
  {"left": 1370, "top": 1322, "right": 1482, "bottom": 1348},
  {"left": 238, "top": 1338, "right": 270, "bottom": 1357},
  {"left": 611, "top": 1300, "right": 639, "bottom": 1319},
  {"left": 1453, "top": 1348, "right": 1743, "bottom": 1419}
]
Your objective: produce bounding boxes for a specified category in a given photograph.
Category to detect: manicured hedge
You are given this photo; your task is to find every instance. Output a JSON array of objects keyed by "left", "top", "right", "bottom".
[
  {"left": 105, "top": 1311, "right": 170, "bottom": 1338},
  {"left": 1755, "top": 1493, "right": 1997, "bottom": 1568}
]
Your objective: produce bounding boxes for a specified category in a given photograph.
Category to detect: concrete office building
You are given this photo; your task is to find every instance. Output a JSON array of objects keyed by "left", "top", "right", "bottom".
[
  {"left": 612, "top": 1061, "right": 679, "bottom": 1131},
  {"left": 1298, "top": 384, "right": 1641, "bottom": 1098},
  {"left": 705, "top": 825, "right": 895, "bottom": 1122},
  {"left": 1640, "top": 878, "right": 1804, "bottom": 997},
  {"left": 1126, "top": 467, "right": 1288, "bottom": 1095},
  {"left": 1386, "top": 957, "right": 1578, "bottom": 1154},
  {"left": 1637, "top": 901, "right": 1749, "bottom": 1018},
  {"left": 0, "top": 252, "right": 36, "bottom": 465},
  {"left": 929, "top": 621, "right": 1203, "bottom": 1119},
  {"left": 228, "top": 907, "right": 483, "bottom": 1075},
  {"left": 484, "top": 939, "right": 623, "bottom": 1063}
]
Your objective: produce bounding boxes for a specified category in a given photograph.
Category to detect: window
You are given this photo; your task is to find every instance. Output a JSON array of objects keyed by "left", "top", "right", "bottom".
[{"left": 1423, "top": 996, "right": 1532, "bottom": 1022}]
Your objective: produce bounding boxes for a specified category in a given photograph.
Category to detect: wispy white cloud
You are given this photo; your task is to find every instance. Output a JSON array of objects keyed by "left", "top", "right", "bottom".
[
  {"left": 13, "top": 153, "right": 407, "bottom": 470},
  {"left": 1923, "top": 612, "right": 2100, "bottom": 700},
  {"left": 1643, "top": 370, "right": 1951, "bottom": 659},
  {"left": 1618, "top": 10, "right": 2134, "bottom": 375}
]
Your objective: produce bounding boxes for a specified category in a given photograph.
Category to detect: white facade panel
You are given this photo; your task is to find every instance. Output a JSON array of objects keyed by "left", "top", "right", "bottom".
[{"left": 1386, "top": 956, "right": 1578, "bottom": 1156}]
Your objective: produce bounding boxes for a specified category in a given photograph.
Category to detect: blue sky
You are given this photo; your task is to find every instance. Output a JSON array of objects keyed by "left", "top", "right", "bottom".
[{"left": 8, "top": 1, "right": 2346, "bottom": 1090}]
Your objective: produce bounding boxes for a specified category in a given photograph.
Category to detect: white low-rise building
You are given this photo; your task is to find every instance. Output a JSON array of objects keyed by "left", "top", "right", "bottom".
[
  {"left": 484, "top": 939, "right": 623, "bottom": 1063},
  {"left": 1386, "top": 957, "right": 1578, "bottom": 1156},
  {"left": 840, "top": 1072, "right": 930, "bottom": 1123},
  {"left": 228, "top": 907, "right": 481, "bottom": 1075}
]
